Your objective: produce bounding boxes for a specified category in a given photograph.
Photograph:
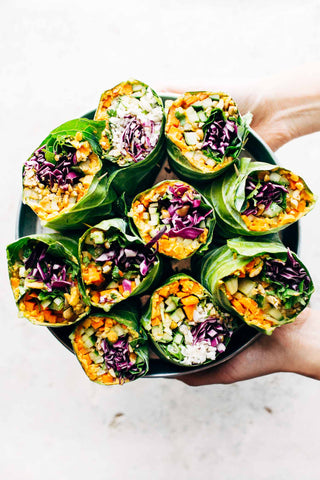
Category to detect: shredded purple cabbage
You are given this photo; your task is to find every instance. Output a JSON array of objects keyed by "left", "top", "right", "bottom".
[
  {"left": 159, "top": 183, "right": 212, "bottom": 240},
  {"left": 202, "top": 116, "right": 237, "bottom": 156},
  {"left": 24, "top": 145, "right": 80, "bottom": 190},
  {"left": 146, "top": 227, "right": 166, "bottom": 247},
  {"left": 191, "top": 317, "right": 232, "bottom": 353},
  {"left": 263, "top": 249, "right": 311, "bottom": 292},
  {"left": 24, "top": 243, "right": 72, "bottom": 292},
  {"left": 122, "top": 279, "right": 132, "bottom": 293},
  {"left": 243, "top": 176, "right": 288, "bottom": 216},
  {"left": 101, "top": 335, "right": 145, "bottom": 381},
  {"left": 95, "top": 241, "right": 156, "bottom": 277},
  {"left": 121, "top": 115, "right": 155, "bottom": 163}
]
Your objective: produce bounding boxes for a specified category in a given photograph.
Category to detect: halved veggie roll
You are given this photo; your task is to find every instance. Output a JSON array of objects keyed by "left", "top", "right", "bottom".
[
  {"left": 95, "top": 79, "right": 165, "bottom": 167},
  {"left": 203, "top": 157, "right": 316, "bottom": 237},
  {"left": 22, "top": 119, "right": 117, "bottom": 230},
  {"left": 7, "top": 234, "right": 90, "bottom": 326},
  {"left": 79, "top": 218, "right": 162, "bottom": 312},
  {"left": 141, "top": 274, "right": 234, "bottom": 366},
  {"left": 70, "top": 303, "right": 149, "bottom": 385},
  {"left": 201, "top": 237, "right": 314, "bottom": 335},
  {"left": 129, "top": 180, "right": 215, "bottom": 260},
  {"left": 165, "top": 91, "right": 251, "bottom": 182}
]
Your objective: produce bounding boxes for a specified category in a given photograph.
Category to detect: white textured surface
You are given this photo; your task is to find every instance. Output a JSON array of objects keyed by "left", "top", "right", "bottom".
[{"left": 1, "top": 1, "right": 320, "bottom": 479}]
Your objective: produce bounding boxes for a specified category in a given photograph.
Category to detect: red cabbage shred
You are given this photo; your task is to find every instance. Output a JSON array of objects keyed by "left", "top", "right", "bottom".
[
  {"left": 101, "top": 335, "right": 145, "bottom": 381},
  {"left": 191, "top": 317, "right": 232, "bottom": 353},
  {"left": 24, "top": 146, "right": 81, "bottom": 190},
  {"left": 243, "top": 176, "right": 288, "bottom": 216},
  {"left": 24, "top": 243, "right": 72, "bottom": 292},
  {"left": 263, "top": 249, "right": 311, "bottom": 292}
]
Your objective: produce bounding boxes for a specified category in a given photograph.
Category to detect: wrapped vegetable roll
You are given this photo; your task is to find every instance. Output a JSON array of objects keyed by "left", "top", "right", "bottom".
[
  {"left": 94, "top": 79, "right": 166, "bottom": 196},
  {"left": 95, "top": 79, "right": 164, "bottom": 167},
  {"left": 204, "top": 157, "right": 316, "bottom": 237},
  {"left": 70, "top": 303, "right": 149, "bottom": 385},
  {"left": 129, "top": 180, "right": 215, "bottom": 260},
  {"left": 165, "top": 91, "right": 251, "bottom": 182},
  {"left": 141, "top": 274, "right": 234, "bottom": 366},
  {"left": 201, "top": 237, "right": 314, "bottom": 335},
  {"left": 79, "top": 218, "right": 162, "bottom": 312},
  {"left": 22, "top": 119, "right": 117, "bottom": 230},
  {"left": 7, "top": 234, "right": 90, "bottom": 326}
]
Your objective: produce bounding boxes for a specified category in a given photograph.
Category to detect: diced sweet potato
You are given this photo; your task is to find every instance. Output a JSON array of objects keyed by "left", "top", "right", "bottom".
[
  {"left": 183, "top": 304, "right": 196, "bottom": 321},
  {"left": 181, "top": 295, "right": 199, "bottom": 306},
  {"left": 91, "top": 318, "right": 104, "bottom": 329},
  {"left": 151, "top": 316, "right": 161, "bottom": 326},
  {"left": 82, "top": 266, "right": 104, "bottom": 286},
  {"left": 11, "top": 277, "right": 20, "bottom": 290},
  {"left": 43, "top": 310, "right": 57, "bottom": 323}
]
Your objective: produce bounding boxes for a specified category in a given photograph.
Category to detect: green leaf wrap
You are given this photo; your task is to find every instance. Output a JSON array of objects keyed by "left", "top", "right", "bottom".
[
  {"left": 69, "top": 300, "right": 149, "bottom": 385},
  {"left": 129, "top": 180, "right": 216, "bottom": 260},
  {"left": 141, "top": 273, "right": 234, "bottom": 366},
  {"left": 201, "top": 237, "right": 314, "bottom": 335},
  {"left": 201, "top": 157, "right": 316, "bottom": 238},
  {"left": 94, "top": 79, "right": 166, "bottom": 196},
  {"left": 165, "top": 91, "right": 251, "bottom": 182},
  {"left": 79, "top": 218, "right": 163, "bottom": 312},
  {"left": 7, "top": 234, "right": 90, "bottom": 326},
  {"left": 22, "top": 118, "right": 118, "bottom": 230}
]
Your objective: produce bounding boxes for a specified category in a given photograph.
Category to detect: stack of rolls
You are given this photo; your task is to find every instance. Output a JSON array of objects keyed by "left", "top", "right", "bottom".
[{"left": 7, "top": 81, "right": 316, "bottom": 384}]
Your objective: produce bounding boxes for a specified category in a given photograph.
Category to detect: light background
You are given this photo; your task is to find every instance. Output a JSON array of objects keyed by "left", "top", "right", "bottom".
[{"left": 1, "top": 1, "right": 320, "bottom": 479}]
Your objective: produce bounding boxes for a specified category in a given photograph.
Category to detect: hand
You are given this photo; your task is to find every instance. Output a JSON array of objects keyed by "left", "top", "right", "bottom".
[{"left": 178, "top": 308, "right": 320, "bottom": 386}]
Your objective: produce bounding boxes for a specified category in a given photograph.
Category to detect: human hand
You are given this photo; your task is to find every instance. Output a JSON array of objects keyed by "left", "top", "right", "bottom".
[{"left": 178, "top": 308, "right": 320, "bottom": 386}]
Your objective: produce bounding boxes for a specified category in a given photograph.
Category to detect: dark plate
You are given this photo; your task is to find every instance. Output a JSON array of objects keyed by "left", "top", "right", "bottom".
[{"left": 16, "top": 94, "right": 298, "bottom": 378}]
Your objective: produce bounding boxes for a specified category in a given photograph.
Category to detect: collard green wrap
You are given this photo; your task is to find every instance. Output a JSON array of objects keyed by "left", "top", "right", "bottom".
[
  {"left": 201, "top": 157, "right": 316, "bottom": 237},
  {"left": 79, "top": 218, "right": 162, "bottom": 312},
  {"left": 129, "top": 180, "right": 216, "bottom": 260},
  {"left": 165, "top": 91, "right": 251, "bottom": 182},
  {"left": 201, "top": 237, "right": 314, "bottom": 335},
  {"left": 7, "top": 234, "right": 90, "bottom": 327},
  {"left": 70, "top": 301, "right": 149, "bottom": 385},
  {"left": 22, "top": 118, "right": 118, "bottom": 230},
  {"left": 141, "top": 273, "right": 234, "bottom": 366},
  {"left": 94, "top": 79, "right": 166, "bottom": 196}
]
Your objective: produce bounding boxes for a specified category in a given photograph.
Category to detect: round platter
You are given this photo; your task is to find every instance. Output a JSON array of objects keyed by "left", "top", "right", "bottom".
[{"left": 16, "top": 95, "right": 299, "bottom": 378}]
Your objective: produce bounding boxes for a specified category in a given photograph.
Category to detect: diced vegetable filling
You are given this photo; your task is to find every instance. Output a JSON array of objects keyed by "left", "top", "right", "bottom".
[
  {"left": 166, "top": 92, "right": 242, "bottom": 173},
  {"left": 131, "top": 181, "right": 212, "bottom": 260},
  {"left": 241, "top": 169, "right": 314, "bottom": 231},
  {"left": 97, "top": 81, "right": 163, "bottom": 166},
  {"left": 221, "top": 250, "right": 311, "bottom": 331},
  {"left": 81, "top": 228, "right": 157, "bottom": 307},
  {"left": 10, "top": 242, "right": 88, "bottom": 325},
  {"left": 72, "top": 316, "right": 146, "bottom": 385},
  {"left": 23, "top": 132, "right": 100, "bottom": 220},
  {"left": 149, "top": 278, "right": 232, "bottom": 365}
]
